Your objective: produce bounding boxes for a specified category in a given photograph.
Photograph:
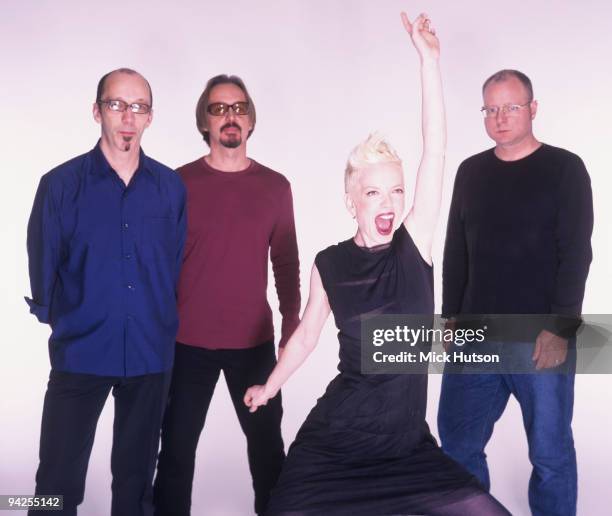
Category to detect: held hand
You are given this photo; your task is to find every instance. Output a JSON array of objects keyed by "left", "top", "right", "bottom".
[
  {"left": 532, "top": 330, "right": 568, "bottom": 370},
  {"left": 400, "top": 12, "right": 440, "bottom": 61},
  {"left": 244, "top": 385, "right": 274, "bottom": 413}
]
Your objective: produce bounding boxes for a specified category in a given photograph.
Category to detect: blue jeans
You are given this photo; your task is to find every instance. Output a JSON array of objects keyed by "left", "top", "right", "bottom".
[{"left": 438, "top": 342, "right": 577, "bottom": 516}]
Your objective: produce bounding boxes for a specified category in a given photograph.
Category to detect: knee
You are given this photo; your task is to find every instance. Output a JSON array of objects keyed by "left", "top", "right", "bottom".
[
  {"left": 437, "top": 416, "right": 479, "bottom": 453},
  {"left": 446, "top": 441, "right": 486, "bottom": 466},
  {"left": 528, "top": 444, "right": 576, "bottom": 473},
  {"left": 437, "top": 424, "right": 486, "bottom": 464},
  {"left": 527, "top": 421, "right": 574, "bottom": 469}
]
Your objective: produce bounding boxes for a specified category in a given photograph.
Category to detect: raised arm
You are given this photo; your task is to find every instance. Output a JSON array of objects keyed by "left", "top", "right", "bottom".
[
  {"left": 401, "top": 12, "right": 446, "bottom": 264},
  {"left": 244, "top": 262, "right": 331, "bottom": 413}
]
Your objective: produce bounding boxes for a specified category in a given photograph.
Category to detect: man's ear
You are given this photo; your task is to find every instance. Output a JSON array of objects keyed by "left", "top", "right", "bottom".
[
  {"left": 93, "top": 102, "right": 101, "bottom": 124},
  {"left": 530, "top": 99, "right": 538, "bottom": 120}
]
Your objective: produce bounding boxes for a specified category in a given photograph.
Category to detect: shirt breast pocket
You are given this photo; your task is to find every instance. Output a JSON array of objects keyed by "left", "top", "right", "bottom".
[{"left": 142, "top": 216, "right": 175, "bottom": 254}]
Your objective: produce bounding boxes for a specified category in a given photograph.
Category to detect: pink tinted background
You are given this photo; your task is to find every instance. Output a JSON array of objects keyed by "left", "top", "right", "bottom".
[{"left": 1, "top": 0, "right": 611, "bottom": 514}]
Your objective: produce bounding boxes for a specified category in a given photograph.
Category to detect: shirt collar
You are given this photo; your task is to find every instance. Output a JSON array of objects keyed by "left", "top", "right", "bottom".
[{"left": 90, "top": 139, "right": 156, "bottom": 184}]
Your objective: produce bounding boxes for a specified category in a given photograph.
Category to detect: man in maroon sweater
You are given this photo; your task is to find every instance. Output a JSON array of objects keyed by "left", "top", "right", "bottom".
[{"left": 153, "top": 75, "right": 300, "bottom": 516}]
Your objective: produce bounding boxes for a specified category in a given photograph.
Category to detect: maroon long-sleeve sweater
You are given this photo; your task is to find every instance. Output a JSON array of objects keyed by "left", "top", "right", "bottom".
[{"left": 176, "top": 157, "right": 300, "bottom": 349}]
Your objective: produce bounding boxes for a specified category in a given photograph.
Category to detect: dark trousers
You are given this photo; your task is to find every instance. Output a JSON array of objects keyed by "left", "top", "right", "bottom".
[
  {"left": 30, "top": 370, "right": 171, "bottom": 516},
  {"left": 153, "top": 342, "right": 285, "bottom": 516}
]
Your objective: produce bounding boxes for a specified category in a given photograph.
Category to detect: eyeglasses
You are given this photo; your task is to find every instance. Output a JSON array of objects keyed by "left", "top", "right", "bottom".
[
  {"left": 98, "top": 99, "right": 151, "bottom": 114},
  {"left": 207, "top": 102, "right": 249, "bottom": 116},
  {"left": 480, "top": 102, "right": 531, "bottom": 118}
]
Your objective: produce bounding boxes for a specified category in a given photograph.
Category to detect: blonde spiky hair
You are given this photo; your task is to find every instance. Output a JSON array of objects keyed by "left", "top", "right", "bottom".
[{"left": 344, "top": 133, "right": 402, "bottom": 192}]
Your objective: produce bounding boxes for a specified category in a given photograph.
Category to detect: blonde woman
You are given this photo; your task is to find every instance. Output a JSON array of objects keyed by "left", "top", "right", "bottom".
[{"left": 245, "top": 12, "right": 510, "bottom": 516}]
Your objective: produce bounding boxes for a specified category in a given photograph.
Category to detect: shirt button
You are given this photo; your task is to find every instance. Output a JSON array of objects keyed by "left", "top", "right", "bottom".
[
  {"left": 127, "top": 284, "right": 135, "bottom": 290},
  {"left": 125, "top": 253, "right": 132, "bottom": 259},
  {"left": 123, "top": 222, "right": 129, "bottom": 229}
]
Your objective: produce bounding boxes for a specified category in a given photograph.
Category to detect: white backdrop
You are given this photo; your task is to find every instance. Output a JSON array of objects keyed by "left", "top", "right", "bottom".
[{"left": 1, "top": 1, "right": 611, "bottom": 514}]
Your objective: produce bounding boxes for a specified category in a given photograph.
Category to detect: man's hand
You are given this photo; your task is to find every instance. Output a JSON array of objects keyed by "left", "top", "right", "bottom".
[
  {"left": 400, "top": 12, "right": 440, "bottom": 61},
  {"left": 244, "top": 385, "right": 275, "bottom": 413},
  {"left": 443, "top": 318, "right": 456, "bottom": 352},
  {"left": 532, "top": 329, "right": 568, "bottom": 370}
]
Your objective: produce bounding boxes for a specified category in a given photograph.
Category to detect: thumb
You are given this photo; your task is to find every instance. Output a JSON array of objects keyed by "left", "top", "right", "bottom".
[{"left": 532, "top": 339, "right": 541, "bottom": 361}]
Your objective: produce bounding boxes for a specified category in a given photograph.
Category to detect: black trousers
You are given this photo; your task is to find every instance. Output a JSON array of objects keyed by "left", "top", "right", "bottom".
[
  {"left": 153, "top": 342, "right": 285, "bottom": 516},
  {"left": 30, "top": 370, "right": 171, "bottom": 516}
]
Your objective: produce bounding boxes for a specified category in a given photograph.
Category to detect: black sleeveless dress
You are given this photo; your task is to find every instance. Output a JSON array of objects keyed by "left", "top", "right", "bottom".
[{"left": 266, "top": 226, "right": 483, "bottom": 516}]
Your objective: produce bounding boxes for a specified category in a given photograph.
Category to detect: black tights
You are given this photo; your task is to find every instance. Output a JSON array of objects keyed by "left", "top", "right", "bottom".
[
  {"left": 427, "top": 492, "right": 511, "bottom": 515},
  {"left": 270, "top": 492, "right": 511, "bottom": 516}
]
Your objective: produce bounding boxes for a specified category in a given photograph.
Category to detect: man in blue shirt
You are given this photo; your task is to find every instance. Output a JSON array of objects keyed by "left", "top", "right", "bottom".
[{"left": 25, "top": 68, "right": 186, "bottom": 515}]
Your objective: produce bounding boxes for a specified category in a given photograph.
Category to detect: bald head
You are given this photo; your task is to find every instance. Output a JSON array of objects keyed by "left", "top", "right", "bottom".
[
  {"left": 96, "top": 68, "right": 152, "bottom": 107},
  {"left": 482, "top": 69, "right": 533, "bottom": 102}
]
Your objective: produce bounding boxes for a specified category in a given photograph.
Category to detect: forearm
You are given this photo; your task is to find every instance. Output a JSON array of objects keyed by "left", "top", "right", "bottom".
[
  {"left": 551, "top": 219, "right": 592, "bottom": 316},
  {"left": 441, "top": 265, "right": 467, "bottom": 317},
  {"left": 551, "top": 157, "right": 593, "bottom": 315},
  {"left": 245, "top": 263, "right": 329, "bottom": 411},
  {"left": 421, "top": 58, "right": 446, "bottom": 157},
  {"left": 26, "top": 175, "right": 61, "bottom": 323},
  {"left": 274, "top": 259, "right": 301, "bottom": 346},
  {"left": 263, "top": 323, "right": 317, "bottom": 397}
]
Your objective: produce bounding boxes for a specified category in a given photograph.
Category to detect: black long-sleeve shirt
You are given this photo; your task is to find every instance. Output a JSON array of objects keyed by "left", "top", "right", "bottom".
[{"left": 442, "top": 144, "right": 593, "bottom": 321}]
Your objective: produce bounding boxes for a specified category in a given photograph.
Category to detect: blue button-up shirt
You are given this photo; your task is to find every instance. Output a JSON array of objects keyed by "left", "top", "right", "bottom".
[{"left": 26, "top": 142, "right": 186, "bottom": 376}]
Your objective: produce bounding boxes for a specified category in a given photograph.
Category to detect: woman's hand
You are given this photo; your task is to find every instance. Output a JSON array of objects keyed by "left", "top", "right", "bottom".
[
  {"left": 401, "top": 12, "right": 440, "bottom": 61},
  {"left": 244, "top": 384, "right": 276, "bottom": 413}
]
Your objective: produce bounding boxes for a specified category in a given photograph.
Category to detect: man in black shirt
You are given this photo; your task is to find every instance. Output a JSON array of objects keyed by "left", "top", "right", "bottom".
[{"left": 438, "top": 69, "right": 592, "bottom": 516}]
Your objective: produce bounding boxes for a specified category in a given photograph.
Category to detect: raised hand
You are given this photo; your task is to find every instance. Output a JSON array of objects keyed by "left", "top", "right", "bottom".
[{"left": 401, "top": 12, "right": 440, "bottom": 61}]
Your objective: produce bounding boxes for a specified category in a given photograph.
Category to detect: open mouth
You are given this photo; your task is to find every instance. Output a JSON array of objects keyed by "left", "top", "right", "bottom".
[{"left": 374, "top": 213, "right": 394, "bottom": 235}]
